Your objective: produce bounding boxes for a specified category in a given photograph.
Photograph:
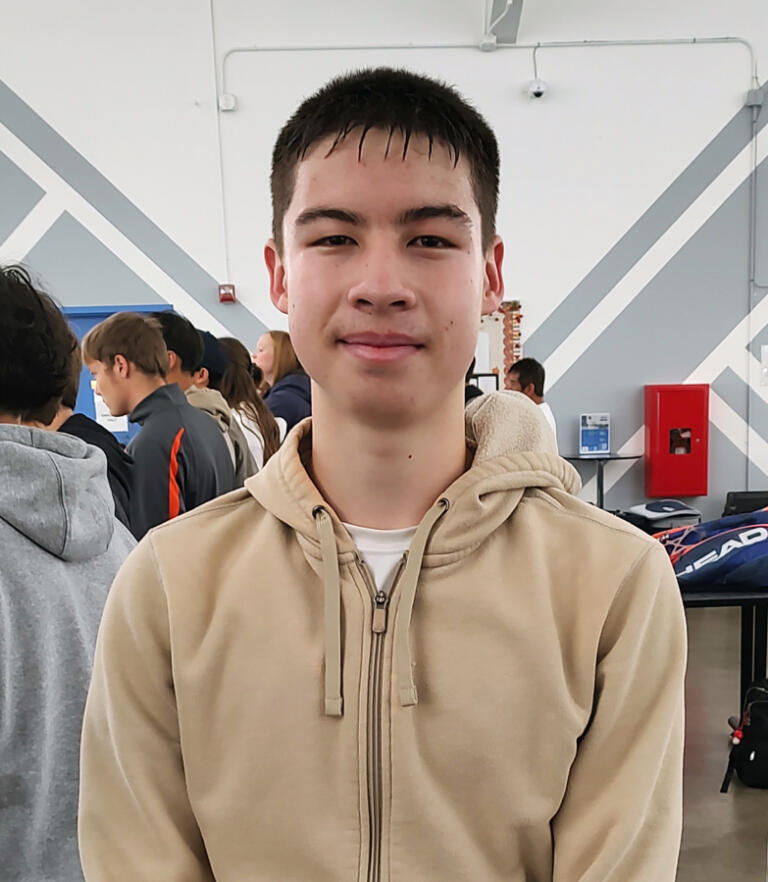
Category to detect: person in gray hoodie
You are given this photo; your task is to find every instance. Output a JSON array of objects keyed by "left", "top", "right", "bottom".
[{"left": 0, "top": 265, "right": 135, "bottom": 881}]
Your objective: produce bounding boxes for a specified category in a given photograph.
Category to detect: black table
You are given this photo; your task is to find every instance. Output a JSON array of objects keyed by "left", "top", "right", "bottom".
[
  {"left": 562, "top": 454, "right": 642, "bottom": 508},
  {"left": 681, "top": 588, "right": 768, "bottom": 710}
]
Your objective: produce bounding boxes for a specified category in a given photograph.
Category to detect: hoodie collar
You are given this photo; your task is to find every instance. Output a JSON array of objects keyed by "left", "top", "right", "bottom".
[
  {"left": 245, "top": 391, "right": 580, "bottom": 563},
  {"left": 129, "top": 383, "right": 186, "bottom": 426},
  {"left": 185, "top": 385, "right": 233, "bottom": 428}
]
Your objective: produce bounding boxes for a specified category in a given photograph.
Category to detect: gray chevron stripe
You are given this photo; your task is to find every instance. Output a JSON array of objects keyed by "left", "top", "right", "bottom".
[
  {"left": 526, "top": 82, "right": 768, "bottom": 364},
  {"left": 24, "top": 213, "right": 165, "bottom": 307},
  {"left": 0, "top": 79, "right": 267, "bottom": 340},
  {"left": 712, "top": 367, "right": 750, "bottom": 423},
  {"left": 711, "top": 367, "right": 768, "bottom": 459},
  {"left": 551, "top": 156, "right": 767, "bottom": 519},
  {"left": 0, "top": 151, "right": 44, "bottom": 244}
]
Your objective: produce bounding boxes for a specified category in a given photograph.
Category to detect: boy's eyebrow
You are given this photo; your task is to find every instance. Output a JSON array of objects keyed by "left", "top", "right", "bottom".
[
  {"left": 294, "top": 204, "right": 473, "bottom": 230},
  {"left": 397, "top": 204, "right": 472, "bottom": 228},
  {"left": 294, "top": 208, "right": 366, "bottom": 227}
]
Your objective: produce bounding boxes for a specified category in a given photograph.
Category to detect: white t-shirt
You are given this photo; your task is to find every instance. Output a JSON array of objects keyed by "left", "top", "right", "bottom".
[
  {"left": 344, "top": 523, "right": 417, "bottom": 595},
  {"left": 539, "top": 401, "right": 558, "bottom": 450},
  {"left": 232, "top": 409, "right": 265, "bottom": 470}
]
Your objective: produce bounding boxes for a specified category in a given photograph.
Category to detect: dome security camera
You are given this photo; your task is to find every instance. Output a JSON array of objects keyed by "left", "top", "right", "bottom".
[{"left": 527, "top": 78, "right": 547, "bottom": 99}]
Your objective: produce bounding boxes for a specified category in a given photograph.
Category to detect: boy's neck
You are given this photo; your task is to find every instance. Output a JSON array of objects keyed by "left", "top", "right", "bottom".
[
  {"left": 308, "top": 387, "right": 469, "bottom": 530},
  {"left": 129, "top": 376, "right": 167, "bottom": 413}
]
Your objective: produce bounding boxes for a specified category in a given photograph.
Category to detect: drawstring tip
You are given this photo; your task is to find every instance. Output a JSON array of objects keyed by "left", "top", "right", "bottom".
[
  {"left": 324, "top": 696, "right": 343, "bottom": 717},
  {"left": 400, "top": 685, "right": 418, "bottom": 707}
]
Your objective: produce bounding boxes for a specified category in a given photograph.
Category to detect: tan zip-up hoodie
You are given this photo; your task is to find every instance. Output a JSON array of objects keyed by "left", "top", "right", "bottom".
[{"left": 79, "top": 391, "right": 686, "bottom": 882}]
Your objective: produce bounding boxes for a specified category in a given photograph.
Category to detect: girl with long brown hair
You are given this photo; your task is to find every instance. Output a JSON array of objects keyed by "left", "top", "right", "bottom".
[
  {"left": 218, "top": 337, "right": 281, "bottom": 467},
  {"left": 252, "top": 330, "right": 311, "bottom": 436}
]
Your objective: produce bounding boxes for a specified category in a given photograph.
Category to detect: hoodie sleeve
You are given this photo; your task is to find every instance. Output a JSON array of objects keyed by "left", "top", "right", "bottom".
[
  {"left": 79, "top": 536, "right": 213, "bottom": 881},
  {"left": 551, "top": 541, "right": 687, "bottom": 882}
]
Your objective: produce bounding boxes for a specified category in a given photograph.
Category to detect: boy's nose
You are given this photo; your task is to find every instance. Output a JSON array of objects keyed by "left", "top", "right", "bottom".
[{"left": 347, "top": 251, "right": 416, "bottom": 311}]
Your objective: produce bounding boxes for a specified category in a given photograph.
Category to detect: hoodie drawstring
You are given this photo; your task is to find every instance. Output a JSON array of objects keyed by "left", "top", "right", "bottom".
[
  {"left": 313, "top": 506, "right": 343, "bottom": 717},
  {"left": 394, "top": 498, "right": 449, "bottom": 708},
  {"left": 313, "top": 498, "right": 449, "bottom": 716}
]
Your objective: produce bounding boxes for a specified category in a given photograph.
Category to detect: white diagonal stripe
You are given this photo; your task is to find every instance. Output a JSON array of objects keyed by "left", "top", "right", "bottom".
[
  {"left": 547, "top": 130, "right": 768, "bottom": 390},
  {"left": 0, "top": 194, "right": 61, "bottom": 264},
  {"left": 0, "top": 121, "right": 230, "bottom": 335}
]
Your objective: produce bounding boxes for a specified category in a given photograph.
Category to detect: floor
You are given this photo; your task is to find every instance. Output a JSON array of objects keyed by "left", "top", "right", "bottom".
[{"left": 678, "top": 607, "right": 768, "bottom": 881}]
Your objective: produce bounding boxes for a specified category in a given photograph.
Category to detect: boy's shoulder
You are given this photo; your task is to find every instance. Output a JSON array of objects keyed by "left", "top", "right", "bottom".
[{"left": 521, "top": 485, "right": 663, "bottom": 556}]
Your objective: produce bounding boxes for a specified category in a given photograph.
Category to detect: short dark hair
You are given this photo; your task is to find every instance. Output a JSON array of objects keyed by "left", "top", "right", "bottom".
[
  {"left": 0, "top": 265, "right": 76, "bottom": 424},
  {"left": 197, "top": 331, "right": 228, "bottom": 389},
  {"left": 270, "top": 67, "right": 499, "bottom": 253},
  {"left": 509, "top": 357, "right": 545, "bottom": 397},
  {"left": 152, "top": 311, "right": 204, "bottom": 374}
]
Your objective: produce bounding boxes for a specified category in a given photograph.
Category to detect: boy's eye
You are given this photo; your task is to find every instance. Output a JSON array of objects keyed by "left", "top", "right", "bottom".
[
  {"left": 411, "top": 235, "right": 453, "bottom": 248},
  {"left": 312, "top": 235, "right": 355, "bottom": 247}
]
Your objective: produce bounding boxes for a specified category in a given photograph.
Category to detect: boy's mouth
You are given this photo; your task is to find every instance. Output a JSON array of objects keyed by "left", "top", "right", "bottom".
[{"left": 339, "top": 332, "right": 423, "bottom": 362}]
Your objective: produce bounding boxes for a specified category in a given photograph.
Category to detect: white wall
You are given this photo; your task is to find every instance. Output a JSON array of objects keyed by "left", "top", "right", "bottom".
[
  {"left": 3, "top": 0, "right": 765, "bottom": 339},
  {"left": 2, "top": 0, "right": 225, "bottom": 288},
  {"left": 211, "top": 0, "right": 766, "bottom": 333}
]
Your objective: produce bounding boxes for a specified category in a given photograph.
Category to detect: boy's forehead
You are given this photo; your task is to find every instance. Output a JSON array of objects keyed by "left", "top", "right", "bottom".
[{"left": 288, "top": 128, "right": 476, "bottom": 214}]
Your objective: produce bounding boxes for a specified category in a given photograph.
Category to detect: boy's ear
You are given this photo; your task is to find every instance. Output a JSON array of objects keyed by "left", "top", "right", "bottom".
[
  {"left": 481, "top": 236, "right": 505, "bottom": 316},
  {"left": 265, "top": 239, "right": 288, "bottom": 314},
  {"left": 113, "top": 354, "right": 130, "bottom": 378},
  {"left": 192, "top": 367, "right": 210, "bottom": 388}
]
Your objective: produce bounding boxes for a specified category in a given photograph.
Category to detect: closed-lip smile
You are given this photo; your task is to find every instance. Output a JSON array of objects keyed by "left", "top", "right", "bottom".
[{"left": 339, "top": 332, "right": 423, "bottom": 362}]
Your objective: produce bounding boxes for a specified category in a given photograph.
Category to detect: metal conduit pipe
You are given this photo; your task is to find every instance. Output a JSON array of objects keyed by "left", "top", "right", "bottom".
[{"left": 220, "top": 36, "right": 758, "bottom": 99}]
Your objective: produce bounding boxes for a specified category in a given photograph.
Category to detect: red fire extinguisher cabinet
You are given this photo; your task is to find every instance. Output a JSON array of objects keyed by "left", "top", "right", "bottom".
[{"left": 645, "top": 384, "right": 709, "bottom": 497}]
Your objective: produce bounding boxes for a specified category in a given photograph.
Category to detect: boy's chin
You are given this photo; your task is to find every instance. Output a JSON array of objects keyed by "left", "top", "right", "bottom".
[{"left": 344, "top": 388, "right": 459, "bottom": 429}]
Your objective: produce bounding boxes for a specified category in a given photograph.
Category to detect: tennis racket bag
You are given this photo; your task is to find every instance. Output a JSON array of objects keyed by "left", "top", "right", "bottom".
[{"left": 656, "top": 507, "right": 768, "bottom": 589}]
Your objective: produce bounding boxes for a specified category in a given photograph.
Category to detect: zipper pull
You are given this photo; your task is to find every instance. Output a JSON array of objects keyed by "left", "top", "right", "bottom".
[{"left": 372, "top": 591, "right": 389, "bottom": 633}]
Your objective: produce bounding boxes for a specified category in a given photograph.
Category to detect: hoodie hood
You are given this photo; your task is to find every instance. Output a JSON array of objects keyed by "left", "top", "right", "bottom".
[
  {"left": 0, "top": 424, "right": 116, "bottom": 561},
  {"left": 247, "top": 391, "right": 580, "bottom": 561},
  {"left": 185, "top": 385, "right": 233, "bottom": 431}
]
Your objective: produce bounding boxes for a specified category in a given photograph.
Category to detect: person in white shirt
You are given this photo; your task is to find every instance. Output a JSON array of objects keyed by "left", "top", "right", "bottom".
[{"left": 508, "top": 357, "right": 557, "bottom": 450}]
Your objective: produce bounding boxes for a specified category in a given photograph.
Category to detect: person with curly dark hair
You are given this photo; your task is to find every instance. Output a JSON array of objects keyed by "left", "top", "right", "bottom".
[{"left": 0, "top": 264, "right": 134, "bottom": 882}]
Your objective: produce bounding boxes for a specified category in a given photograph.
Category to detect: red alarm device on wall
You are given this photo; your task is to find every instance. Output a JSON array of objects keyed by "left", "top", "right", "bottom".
[{"left": 645, "top": 384, "right": 709, "bottom": 497}]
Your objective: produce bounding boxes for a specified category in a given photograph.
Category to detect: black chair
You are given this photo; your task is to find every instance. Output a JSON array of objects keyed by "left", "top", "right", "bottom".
[{"left": 722, "top": 491, "right": 768, "bottom": 517}]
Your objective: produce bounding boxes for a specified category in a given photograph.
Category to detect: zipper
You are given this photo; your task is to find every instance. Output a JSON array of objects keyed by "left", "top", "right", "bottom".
[{"left": 359, "top": 557, "right": 405, "bottom": 882}]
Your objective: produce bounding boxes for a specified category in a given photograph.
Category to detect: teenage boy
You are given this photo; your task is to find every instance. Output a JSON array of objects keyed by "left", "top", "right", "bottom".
[
  {"left": 80, "top": 69, "right": 687, "bottom": 882},
  {"left": 152, "top": 311, "right": 257, "bottom": 484},
  {"left": 0, "top": 265, "right": 134, "bottom": 882},
  {"left": 82, "top": 311, "right": 236, "bottom": 539}
]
